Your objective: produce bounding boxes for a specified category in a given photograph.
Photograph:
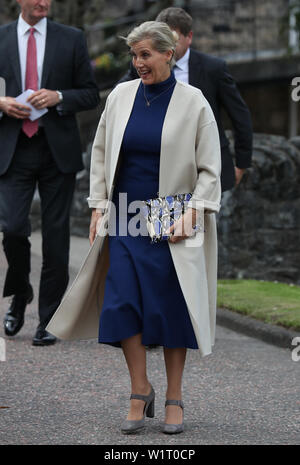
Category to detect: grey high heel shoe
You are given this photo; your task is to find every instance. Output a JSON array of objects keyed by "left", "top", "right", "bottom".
[
  {"left": 121, "top": 385, "right": 155, "bottom": 434},
  {"left": 162, "top": 400, "right": 184, "bottom": 434}
]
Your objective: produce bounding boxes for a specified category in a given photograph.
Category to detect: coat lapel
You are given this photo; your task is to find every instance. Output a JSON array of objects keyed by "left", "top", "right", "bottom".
[
  {"left": 158, "top": 82, "right": 189, "bottom": 196},
  {"left": 41, "top": 20, "right": 59, "bottom": 88},
  {"left": 108, "top": 79, "right": 140, "bottom": 193},
  {"left": 8, "top": 21, "right": 22, "bottom": 94},
  {"left": 188, "top": 48, "right": 205, "bottom": 89}
]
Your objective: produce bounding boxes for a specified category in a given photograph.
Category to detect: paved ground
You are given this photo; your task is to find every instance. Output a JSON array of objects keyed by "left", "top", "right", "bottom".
[{"left": 0, "top": 231, "right": 299, "bottom": 445}]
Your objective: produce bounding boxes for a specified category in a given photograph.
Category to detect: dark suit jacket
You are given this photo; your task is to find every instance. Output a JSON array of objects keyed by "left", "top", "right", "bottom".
[
  {"left": 0, "top": 19, "right": 100, "bottom": 176},
  {"left": 118, "top": 49, "right": 253, "bottom": 191}
]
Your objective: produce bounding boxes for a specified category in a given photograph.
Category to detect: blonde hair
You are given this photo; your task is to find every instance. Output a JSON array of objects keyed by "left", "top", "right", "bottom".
[{"left": 125, "top": 21, "right": 178, "bottom": 68}]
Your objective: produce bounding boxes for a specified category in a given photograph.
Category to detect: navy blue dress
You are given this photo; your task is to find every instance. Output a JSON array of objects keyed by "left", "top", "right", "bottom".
[{"left": 98, "top": 72, "right": 198, "bottom": 349}]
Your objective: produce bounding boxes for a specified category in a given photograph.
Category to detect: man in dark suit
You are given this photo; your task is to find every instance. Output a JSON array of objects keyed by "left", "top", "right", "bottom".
[
  {"left": 0, "top": 0, "right": 100, "bottom": 345},
  {"left": 119, "top": 7, "right": 252, "bottom": 192}
]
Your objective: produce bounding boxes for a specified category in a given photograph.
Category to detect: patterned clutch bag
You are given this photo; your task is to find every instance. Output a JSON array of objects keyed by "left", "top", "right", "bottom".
[{"left": 141, "top": 193, "right": 203, "bottom": 243}]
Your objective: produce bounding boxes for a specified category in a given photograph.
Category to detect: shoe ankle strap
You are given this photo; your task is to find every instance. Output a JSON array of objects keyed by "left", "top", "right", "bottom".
[
  {"left": 130, "top": 386, "right": 154, "bottom": 402},
  {"left": 165, "top": 399, "right": 184, "bottom": 409}
]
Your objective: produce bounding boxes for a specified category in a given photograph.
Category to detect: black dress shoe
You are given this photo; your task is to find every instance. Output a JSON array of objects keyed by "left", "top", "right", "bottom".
[
  {"left": 32, "top": 328, "right": 57, "bottom": 346},
  {"left": 3, "top": 284, "right": 34, "bottom": 336}
]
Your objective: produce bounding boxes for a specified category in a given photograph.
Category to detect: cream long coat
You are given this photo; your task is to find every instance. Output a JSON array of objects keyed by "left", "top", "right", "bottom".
[{"left": 47, "top": 79, "right": 221, "bottom": 358}]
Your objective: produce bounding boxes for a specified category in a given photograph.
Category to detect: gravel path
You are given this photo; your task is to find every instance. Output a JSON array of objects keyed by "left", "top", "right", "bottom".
[{"left": 0, "top": 236, "right": 299, "bottom": 445}]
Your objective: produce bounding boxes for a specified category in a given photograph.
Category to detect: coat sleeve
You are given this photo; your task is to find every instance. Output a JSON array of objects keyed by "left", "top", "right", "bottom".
[
  {"left": 188, "top": 98, "right": 222, "bottom": 213},
  {"left": 217, "top": 60, "right": 252, "bottom": 169},
  {"left": 56, "top": 31, "right": 100, "bottom": 115},
  {"left": 87, "top": 98, "right": 109, "bottom": 209}
]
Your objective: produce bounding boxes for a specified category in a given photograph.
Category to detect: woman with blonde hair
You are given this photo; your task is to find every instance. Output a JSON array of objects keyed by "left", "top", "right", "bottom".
[{"left": 47, "top": 20, "right": 221, "bottom": 435}]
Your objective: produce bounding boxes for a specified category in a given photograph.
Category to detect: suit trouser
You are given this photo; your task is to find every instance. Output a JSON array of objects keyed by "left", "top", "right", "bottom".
[{"left": 0, "top": 129, "right": 76, "bottom": 329}]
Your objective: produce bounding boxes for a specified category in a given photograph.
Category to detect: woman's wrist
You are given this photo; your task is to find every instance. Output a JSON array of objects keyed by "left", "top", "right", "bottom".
[{"left": 94, "top": 208, "right": 105, "bottom": 214}]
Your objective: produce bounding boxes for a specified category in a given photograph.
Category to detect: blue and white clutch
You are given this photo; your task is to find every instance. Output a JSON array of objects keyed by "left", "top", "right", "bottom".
[{"left": 141, "top": 193, "right": 202, "bottom": 243}]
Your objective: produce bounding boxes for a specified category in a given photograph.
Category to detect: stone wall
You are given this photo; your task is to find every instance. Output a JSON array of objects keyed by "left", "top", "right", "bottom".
[
  {"left": 218, "top": 132, "right": 300, "bottom": 284},
  {"left": 190, "top": 0, "right": 289, "bottom": 59},
  {"left": 0, "top": 0, "right": 289, "bottom": 59},
  {"left": 0, "top": 0, "right": 165, "bottom": 27},
  {"left": 222, "top": 78, "right": 298, "bottom": 138}
]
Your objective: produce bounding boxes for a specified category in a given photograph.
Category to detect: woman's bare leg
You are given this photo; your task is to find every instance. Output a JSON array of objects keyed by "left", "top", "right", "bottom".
[
  {"left": 121, "top": 333, "right": 152, "bottom": 420},
  {"left": 163, "top": 347, "right": 187, "bottom": 424}
]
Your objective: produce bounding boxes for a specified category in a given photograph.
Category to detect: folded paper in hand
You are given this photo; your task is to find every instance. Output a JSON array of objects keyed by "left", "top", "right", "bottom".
[{"left": 15, "top": 89, "right": 48, "bottom": 121}]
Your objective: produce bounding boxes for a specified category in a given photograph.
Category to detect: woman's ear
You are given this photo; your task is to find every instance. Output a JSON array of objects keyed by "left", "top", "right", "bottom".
[{"left": 166, "top": 50, "right": 174, "bottom": 65}]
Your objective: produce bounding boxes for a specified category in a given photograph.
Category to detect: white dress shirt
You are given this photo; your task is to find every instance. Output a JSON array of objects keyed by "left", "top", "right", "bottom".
[
  {"left": 17, "top": 14, "right": 47, "bottom": 92},
  {"left": 173, "top": 48, "right": 190, "bottom": 84}
]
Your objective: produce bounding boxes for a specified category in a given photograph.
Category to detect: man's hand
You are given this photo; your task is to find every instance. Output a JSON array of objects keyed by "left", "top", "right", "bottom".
[
  {"left": 0, "top": 96, "right": 31, "bottom": 119},
  {"left": 26, "top": 89, "right": 60, "bottom": 109},
  {"left": 235, "top": 167, "right": 246, "bottom": 186},
  {"left": 89, "top": 209, "right": 103, "bottom": 245}
]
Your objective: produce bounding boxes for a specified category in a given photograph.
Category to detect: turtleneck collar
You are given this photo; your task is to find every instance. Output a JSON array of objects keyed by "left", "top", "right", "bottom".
[{"left": 143, "top": 70, "right": 176, "bottom": 94}]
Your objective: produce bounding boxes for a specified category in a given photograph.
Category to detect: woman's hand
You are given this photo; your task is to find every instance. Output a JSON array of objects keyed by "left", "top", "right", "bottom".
[
  {"left": 168, "top": 208, "right": 198, "bottom": 244},
  {"left": 89, "top": 209, "right": 103, "bottom": 245}
]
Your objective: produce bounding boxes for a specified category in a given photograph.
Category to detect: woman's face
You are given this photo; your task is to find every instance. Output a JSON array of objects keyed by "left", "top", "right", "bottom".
[{"left": 130, "top": 39, "right": 173, "bottom": 85}]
